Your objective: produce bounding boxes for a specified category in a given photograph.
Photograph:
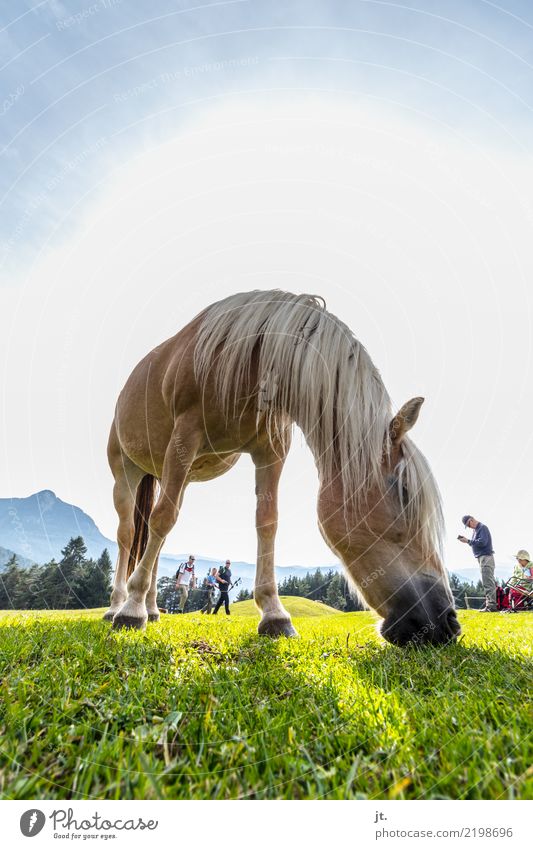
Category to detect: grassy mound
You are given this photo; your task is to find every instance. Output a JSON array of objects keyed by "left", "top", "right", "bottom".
[
  {"left": 0, "top": 607, "right": 531, "bottom": 800},
  {"left": 225, "top": 596, "right": 340, "bottom": 617}
]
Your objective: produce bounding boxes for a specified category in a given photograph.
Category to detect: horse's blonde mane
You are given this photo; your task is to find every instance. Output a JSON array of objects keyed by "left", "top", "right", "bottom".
[
  {"left": 396, "top": 436, "right": 445, "bottom": 557},
  {"left": 194, "top": 289, "right": 443, "bottom": 555}
]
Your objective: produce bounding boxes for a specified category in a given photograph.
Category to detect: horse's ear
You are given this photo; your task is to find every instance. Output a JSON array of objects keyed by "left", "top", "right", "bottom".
[{"left": 389, "top": 397, "right": 424, "bottom": 444}]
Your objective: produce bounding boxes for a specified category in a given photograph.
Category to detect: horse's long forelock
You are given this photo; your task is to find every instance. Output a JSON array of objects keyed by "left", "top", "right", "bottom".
[{"left": 193, "top": 289, "right": 443, "bottom": 554}]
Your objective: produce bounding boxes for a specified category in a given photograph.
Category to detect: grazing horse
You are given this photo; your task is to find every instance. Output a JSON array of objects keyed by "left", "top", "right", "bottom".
[{"left": 104, "top": 290, "right": 460, "bottom": 645}]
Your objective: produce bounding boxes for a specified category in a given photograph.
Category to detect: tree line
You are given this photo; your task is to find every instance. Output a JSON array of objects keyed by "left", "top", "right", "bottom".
[
  {"left": 0, "top": 536, "right": 112, "bottom": 609},
  {"left": 273, "top": 569, "right": 364, "bottom": 610},
  {"left": 157, "top": 568, "right": 487, "bottom": 613},
  {"left": 0, "top": 537, "right": 487, "bottom": 612},
  {"left": 448, "top": 572, "right": 487, "bottom": 609},
  {"left": 274, "top": 570, "right": 485, "bottom": 610},
  {"left": 154, "top": 568, "right": 363, "bottom": 612}
]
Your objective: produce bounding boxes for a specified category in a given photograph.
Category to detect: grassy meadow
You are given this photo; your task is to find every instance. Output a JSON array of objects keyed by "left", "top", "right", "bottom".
[{"left": 0, "top": 598, "right": 531, "bottom": 800}]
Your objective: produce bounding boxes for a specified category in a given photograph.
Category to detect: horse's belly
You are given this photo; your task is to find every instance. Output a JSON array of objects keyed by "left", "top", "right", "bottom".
[
  {"left": 117, "top": 428, "right": 172, "bottom": 476},
  {"left": 188, "top": 453, "right": 240, "bottom": 482},
  {"left": 115, "top": 387, "right": 174, "bottom": 476}
]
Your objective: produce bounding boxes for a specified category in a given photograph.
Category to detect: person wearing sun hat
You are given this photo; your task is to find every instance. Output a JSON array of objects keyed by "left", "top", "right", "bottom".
[
  {"left": 509, "top": 550, "right": 533, "bottom": 594},
  {"left": 458, "top": 515, "right": 497, "bottom": 611}
]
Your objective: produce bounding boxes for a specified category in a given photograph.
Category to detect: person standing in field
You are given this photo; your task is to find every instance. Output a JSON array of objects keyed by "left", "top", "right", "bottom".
[
  {"left": 200, "top": 567, "right": 219, "bottom": 614},
  {"left": 458, "top": 515, "right": 497, "bottom": 612},
  {"left": 175, "top": 555, "right": 196, "bottom": 613},
  {"left": 213, "top": 560, "right": 232, "bottom": 616}
]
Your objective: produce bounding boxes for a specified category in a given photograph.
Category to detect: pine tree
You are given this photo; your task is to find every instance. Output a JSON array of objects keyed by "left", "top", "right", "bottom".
[
  {"left": 325, "top": 573, "right": 347, "bottom": 611},
  {"left": 74, "top": 548, "right": 113, "bottom": 608},
  {"left": 157, "top": 576, "right": 179, "bottom": 611},
  {"left": 59, "top": 536, "right": 88, "bottom": 607},
  {"left": 39, "top": 559, "right": 63, "bottom": 608},
  {"left": 0, "top": 554, "right": 21, "bottom": 609},
  {"left": 61, "top": 536, "right": 88, "bottom": 567},
  {"left": 23, "top": 564, "right": 48, "bottom": 609}
]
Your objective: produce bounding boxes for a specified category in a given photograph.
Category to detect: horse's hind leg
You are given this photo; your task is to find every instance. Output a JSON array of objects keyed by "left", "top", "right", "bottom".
[
  {"left": 103, "top": 450, "right": 144, "bottom": 622},
  {"left": 252, "top": 437, "right": 297, "bottom": 637},
  {"left": 113, "top": 422, "right": 200, "bottom": 629},
  {"left": 145, "top": 552, "right": 161, "bottom": 622}
]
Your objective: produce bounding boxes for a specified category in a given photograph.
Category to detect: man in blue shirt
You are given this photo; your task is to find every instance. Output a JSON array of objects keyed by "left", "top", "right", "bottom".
[{"left": 458, "top": 515, "right": 497, "bottom": 611}]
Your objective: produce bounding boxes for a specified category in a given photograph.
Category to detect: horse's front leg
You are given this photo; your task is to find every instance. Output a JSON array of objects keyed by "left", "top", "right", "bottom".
[
  {"left": 145, "top": 485, "right": 187, "bottom": 622},
  {"left": 252, "top": 441, "right": 297, "bottom": 637},
  {"left": 113, "top": 423, "right": 199, "bottom": 630}
]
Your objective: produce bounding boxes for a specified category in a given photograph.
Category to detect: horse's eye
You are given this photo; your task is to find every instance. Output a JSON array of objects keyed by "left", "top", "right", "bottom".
[{"left": 387, "top": 475, "right": 409, "bottom": 507}]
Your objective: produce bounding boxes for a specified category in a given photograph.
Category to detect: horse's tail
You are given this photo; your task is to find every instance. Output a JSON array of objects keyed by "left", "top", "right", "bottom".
[{"left": 127, "top": 474, "right": 158, "bottom": 579}]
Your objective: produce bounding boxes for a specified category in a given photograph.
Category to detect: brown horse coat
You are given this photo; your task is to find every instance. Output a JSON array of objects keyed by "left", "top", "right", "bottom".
[{"left": 105, "top": 290, "right": 459, "bottom": 645}]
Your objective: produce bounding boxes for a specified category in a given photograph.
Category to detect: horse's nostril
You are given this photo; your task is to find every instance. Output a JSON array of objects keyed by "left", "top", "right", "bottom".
[{"left": 445, "top": 608, "right": 461, "bottom": 636}]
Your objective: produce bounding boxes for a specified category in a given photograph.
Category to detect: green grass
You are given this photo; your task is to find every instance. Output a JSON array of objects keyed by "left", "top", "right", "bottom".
[{"left": 0, "top": 603, "right": 531, "bottom": 800}]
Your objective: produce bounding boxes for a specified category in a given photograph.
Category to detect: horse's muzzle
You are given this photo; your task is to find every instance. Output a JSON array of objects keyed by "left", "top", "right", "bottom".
[{"left": 381, "top": 600, "right": 461, "bottom": 647}]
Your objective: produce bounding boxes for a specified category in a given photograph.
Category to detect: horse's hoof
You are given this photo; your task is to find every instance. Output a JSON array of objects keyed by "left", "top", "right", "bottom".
[
  {"left": 102, "top": 609, "right": 117, "bottom": 622},
  {"left": 147, "top": 612, "right": 160, "bottom": 623},
  {"left": 112, "top": 614, "right": 147, "bottom": 630},
  {"left": 258, "top": 617, "right": 298, "bottom": 638}
]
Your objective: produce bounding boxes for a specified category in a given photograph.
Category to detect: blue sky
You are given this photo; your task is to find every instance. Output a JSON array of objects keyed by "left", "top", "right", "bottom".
[
  {"left": 2, "top": 0, "right": 533, "bottom": 274},
  {"left": 1, "top": 1, "right": 533, "bottom": 572}
]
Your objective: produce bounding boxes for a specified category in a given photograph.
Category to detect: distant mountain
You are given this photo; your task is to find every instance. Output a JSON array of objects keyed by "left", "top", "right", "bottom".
[
  {"left": 0, "top": 490, "right": 342, "bottom": 597},
  {"left": 0, "top": 490, "right": 113, "bottom": 565},
  {"left": 0, "top": 545, "right": 35, "bottom": 570},
  {"left": 0, "top": 490, "right": 191, "bottom": 576}
]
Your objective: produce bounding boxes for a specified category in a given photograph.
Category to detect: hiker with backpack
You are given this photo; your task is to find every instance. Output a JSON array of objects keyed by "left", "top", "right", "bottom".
[
  {"left": 174, "top": 555, "right": 196, "bottom": 613},
  {"left": 213, "top": 560, "right": 232, "bottom": 616},
  {"left": 200, "top": 567, "right": 219, "bottom": 614}
]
